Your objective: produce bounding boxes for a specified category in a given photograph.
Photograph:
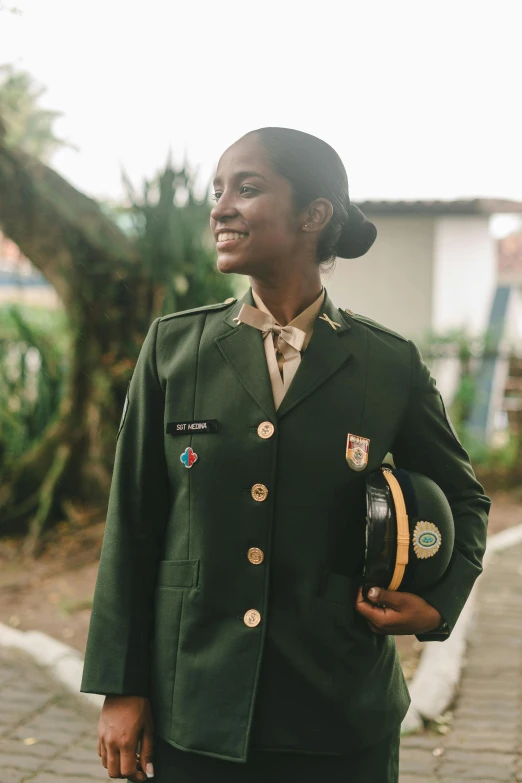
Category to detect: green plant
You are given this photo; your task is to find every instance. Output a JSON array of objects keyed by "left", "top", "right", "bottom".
[
  {"left": 0, "top": 63, "right": 77, "bottom": 161},
  {"left": 0, "top": 65, "right": 239, "bottom": 548},
  {"left": 0, "top": 303, "right": 69, "bottom": 469},
  {"left": 121, "top": 162, "right": 235, "bottom": 317},
  {"left": 420, "top": 328, "right": 481, "bottom": 435}
]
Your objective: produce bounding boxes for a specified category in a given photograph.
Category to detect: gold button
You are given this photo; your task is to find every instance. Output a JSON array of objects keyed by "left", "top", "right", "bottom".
[
  {"left": 251, "top": 483, "right": 268, "bottom": 502},
  {"left": 257, "top": 421, "right": 275, "bottom": 439},
  {"left": 247, "top": 547, "right": 264, "bottom": 565},
  {"left": 244, "top": 609, "right": 261, "bottom": 627},
  {"left": 224, "top": 297, "right": 236, "bottom": 304},
  {"left": 345, "top": 308, "right": 354, "bottom": 316}
]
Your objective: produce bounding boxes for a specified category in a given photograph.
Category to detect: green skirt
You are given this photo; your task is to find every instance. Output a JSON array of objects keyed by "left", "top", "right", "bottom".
[{"left": 148, "top": 728, "right": 400, "bottom": 783}]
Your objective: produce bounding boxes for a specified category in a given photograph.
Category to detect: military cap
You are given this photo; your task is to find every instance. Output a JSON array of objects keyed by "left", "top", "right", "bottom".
[{"left": 363, "top": 466, "right": 455, "bottom": 595}]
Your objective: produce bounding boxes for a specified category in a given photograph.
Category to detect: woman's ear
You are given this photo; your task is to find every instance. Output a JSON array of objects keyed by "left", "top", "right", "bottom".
[{"left": 301, "top": 198, "right": 333, "bottom": 234}]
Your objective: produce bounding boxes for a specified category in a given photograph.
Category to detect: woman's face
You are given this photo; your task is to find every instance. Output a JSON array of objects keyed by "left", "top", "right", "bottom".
[{"left": 210, "top": 134, "right": 305, "bottom": 276}]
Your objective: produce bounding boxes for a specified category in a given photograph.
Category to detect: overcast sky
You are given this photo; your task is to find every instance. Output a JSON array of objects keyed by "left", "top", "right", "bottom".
[{"left": 2, "top": 0, "right": 522, "bottom": 235}]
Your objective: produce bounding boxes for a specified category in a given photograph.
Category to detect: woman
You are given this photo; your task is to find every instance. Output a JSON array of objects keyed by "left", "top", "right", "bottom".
[{"left": 81, "top": 128, "right": 490, "bottom": 782}]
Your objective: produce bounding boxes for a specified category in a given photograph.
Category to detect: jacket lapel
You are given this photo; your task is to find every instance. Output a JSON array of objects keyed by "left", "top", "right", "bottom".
[
  {"left": 215, "top": 289, "right": 277, "bottom": 420},
  {"left": 276, "top": 292, "right": 353, "bottom": 419}
]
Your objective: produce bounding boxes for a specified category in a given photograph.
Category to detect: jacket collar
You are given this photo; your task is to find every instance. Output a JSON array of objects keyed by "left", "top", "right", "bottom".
[
  {"left": 217, "top": 288, "right": 352, "bottom": 420},
  {"left": 276, "top": 290, "right": 352, "bottom": 418},
  {"left": 217, "top": 288, "right": 277, "bottom": 420}
]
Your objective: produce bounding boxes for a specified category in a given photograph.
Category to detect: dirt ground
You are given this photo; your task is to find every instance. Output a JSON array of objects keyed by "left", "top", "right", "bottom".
[{"left": 0, "top": 491, "right": 520, "bottom": 678}]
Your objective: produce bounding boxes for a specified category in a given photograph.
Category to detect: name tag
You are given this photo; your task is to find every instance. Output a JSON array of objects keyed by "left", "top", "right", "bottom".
[{"left": 166, "top": 420, "right": 219, "bottom": 435}]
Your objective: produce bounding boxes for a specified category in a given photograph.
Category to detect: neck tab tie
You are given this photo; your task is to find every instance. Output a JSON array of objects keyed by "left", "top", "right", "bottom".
[{"left": 235, "top": 303, "right": 306, "bottom": 393}]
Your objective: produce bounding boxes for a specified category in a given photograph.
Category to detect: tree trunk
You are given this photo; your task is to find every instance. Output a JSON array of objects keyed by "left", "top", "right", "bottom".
[{"left": 0, "top": 140, "right": 155, "bottom": 538}]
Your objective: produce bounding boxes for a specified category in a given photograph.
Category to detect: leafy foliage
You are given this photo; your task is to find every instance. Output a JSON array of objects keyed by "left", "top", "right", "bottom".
[
  {"left": 420, "top": 327, "right": 481, "bottom": 434},
  {"left": 420, "top": 328, "right": 522, "bottom": 485},
  {"left": 0, "top": 64, "right": 238, "bottom": 542},
  {"left": 0, "top": 304, "right": 69, "bottom": 470},
  {"left": 0, "top": 64, "right": 77, "bottom": 162},
  {"left": 121, "top": 161, "right": 235, "bottom": 316}
]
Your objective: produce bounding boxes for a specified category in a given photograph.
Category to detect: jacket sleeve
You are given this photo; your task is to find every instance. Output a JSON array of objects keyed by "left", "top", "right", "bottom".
[
  {"left": 81, "top": 317, "right": 171, "bottom": 695},
  {"left": 391, "top": 340, "right": 491, "bottom": 642}
]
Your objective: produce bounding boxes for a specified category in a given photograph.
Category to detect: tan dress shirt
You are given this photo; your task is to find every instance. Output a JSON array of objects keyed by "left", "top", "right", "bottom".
[{"left": 252, "top": 288, "right": 325, "bottom": 409}]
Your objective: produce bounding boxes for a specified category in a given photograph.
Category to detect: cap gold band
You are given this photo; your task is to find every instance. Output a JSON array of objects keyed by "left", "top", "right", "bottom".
[{"left": 382, "top": 468, "right": 410, "bottom": 591}]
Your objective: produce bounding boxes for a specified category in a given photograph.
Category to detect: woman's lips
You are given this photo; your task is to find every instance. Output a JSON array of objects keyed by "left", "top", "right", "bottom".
[{"left": 216, "top": 231, "right": 249, "bottom": 250}]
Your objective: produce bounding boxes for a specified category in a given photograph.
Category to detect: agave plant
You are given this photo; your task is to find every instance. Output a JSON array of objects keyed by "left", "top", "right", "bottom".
[{"left": 0, "top": 303, "right": 69, "bottom": 470}]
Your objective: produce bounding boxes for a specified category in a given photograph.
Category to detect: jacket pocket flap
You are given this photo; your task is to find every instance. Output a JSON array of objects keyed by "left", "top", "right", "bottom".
[{"left": 157, "top": 559, "right": 199, "bottom": 589}]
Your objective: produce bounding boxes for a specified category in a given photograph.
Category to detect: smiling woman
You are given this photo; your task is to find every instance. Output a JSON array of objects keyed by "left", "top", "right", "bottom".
[
  {"left": 81, "top": 127, "right": 490, "bottom": 783},
  {"left": 210, "top": 129, "right": 376, "bottom": 281}
]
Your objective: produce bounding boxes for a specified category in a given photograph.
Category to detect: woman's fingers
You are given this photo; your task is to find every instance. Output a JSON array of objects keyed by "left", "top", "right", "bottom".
[
  {"left": 355, "top": 585, "right": 442, "bottom": 634},
  {"left": 140, "top": 726, "right": 155, "bottom": 779},
  {"left": 127, "top": 772, "right": 148, "bottom": 782},
  {"left": 97, "top": 695, "right": 153, "bottom": 778},
  {"left": 100, "top": 740, "right": 147, "bottom": 781},
  {"left": 355, "top": 586, "right": 397, "bottom": 623},
  {"left": 99, "top": 738, "right": 108, "bottom": 772},
  {"left": 119, "top": 745, "right": 146, "bottom": 782},
  {"left": 105, "top": 743, "right": 121, "bottom": 778}
]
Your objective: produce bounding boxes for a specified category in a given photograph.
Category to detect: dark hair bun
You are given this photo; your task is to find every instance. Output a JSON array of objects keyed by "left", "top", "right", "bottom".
[{"left": 336, "top": 204, "right": 377, "bottom": 259}]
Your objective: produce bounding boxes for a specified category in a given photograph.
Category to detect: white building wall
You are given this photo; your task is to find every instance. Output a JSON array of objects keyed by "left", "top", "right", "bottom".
[
  {"left": 432, "top": 216, "right": 496, "bottom": 335},
  {"left": 328, "top": 216, "right": 435, "bottom": 339}
]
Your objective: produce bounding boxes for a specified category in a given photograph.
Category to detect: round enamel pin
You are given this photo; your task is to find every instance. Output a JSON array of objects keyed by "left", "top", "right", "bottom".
[{"left": 413, "top": 521, "right": 442, "bottom": 559}]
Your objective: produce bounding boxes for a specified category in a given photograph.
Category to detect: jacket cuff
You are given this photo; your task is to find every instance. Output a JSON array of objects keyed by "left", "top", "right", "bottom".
[
  {"left": 415, "top": 619, "right": 450, "bottom": 643},
  {"left": 414, "top": 547, "right": 481, "bottom": 642},
  {"left": 80, "top": 639, "right": 152, "bottom": 697}
]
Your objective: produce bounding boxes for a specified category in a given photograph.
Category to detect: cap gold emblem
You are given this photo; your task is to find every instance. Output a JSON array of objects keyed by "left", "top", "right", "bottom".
[{"left": 413, "top": 521, "right": 442, "bottom": 559}]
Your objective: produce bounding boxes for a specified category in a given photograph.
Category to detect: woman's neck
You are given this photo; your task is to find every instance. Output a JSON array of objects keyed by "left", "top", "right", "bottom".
[{"left": 249, "top": 271, "right": 323, "bottom": 326}]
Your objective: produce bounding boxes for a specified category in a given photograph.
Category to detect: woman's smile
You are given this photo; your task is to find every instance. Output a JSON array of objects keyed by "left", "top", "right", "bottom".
[{"left": 215, "top": 230, "right": 249, "bottom": 250}]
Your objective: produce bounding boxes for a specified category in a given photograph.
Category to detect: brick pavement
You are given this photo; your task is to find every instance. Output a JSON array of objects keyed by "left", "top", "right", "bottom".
[
  {"left": 400, "top": 541, "right": 522, "bottom": 783},
  {"left": 0, "top": 647, "right": 105, "bottom": 782},
  {"left": 1, "top": 542, "right": 521, "bottom": 782}
]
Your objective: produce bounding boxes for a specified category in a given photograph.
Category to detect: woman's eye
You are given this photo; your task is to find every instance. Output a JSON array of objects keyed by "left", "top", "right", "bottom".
[
  {"left": 240, "top": 185, "right": 257, "bottom": 196},
  {"left": 211, "top": 192, "right": 222, "bottom": 202}
]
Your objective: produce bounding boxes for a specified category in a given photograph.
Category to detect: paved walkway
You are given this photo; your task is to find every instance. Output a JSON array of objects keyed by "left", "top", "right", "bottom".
[
  {"left": 0, "top": 647, "right": 104, "bottom": 782},
  {"left": 400, "top": 541, "right": 522, "bottom": 782},
  {"left": 1, "top": 542, "right": 521, "bottom": 782}
]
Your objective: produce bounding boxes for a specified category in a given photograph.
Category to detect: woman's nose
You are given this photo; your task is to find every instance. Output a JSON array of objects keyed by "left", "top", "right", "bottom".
[{"left": 210, "top": 193, "right": 237, "bottom": 222}]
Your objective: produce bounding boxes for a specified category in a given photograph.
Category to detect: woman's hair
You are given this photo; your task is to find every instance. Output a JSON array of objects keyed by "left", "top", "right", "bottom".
[{"left": 244, "top": 127, "right": 376, "bottom": 264}]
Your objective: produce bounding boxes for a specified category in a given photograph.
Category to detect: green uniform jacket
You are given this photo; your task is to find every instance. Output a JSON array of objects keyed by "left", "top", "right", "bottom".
[{"left": 80, "top": 289, "right": 490, "bottom": 762}]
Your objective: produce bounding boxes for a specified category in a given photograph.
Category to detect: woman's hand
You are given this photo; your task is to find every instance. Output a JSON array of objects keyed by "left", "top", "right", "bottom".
[
  {"left": 355, "top": 586, "right": 443, "bottom": 635},
  {"left": 98, "top": 695, "right": 154, "bottom": 781}
]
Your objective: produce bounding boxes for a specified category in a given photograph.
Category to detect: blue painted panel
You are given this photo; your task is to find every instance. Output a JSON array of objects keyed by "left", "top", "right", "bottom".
[{"left": 467, "top": 285, "right": 511, "bottom": 441}]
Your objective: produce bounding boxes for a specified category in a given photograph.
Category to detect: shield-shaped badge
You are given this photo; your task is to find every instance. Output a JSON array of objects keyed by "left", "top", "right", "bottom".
[{"left": 346, "top": 433, "right": 370, "bottom": 472}]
